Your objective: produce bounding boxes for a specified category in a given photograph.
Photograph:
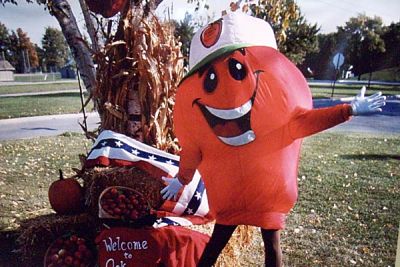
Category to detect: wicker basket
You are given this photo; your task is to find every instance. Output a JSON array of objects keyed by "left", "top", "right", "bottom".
[
  {"left": 98, "top": 186, "right": 152, "bottom": 223},
  {"left": 43, "top": 233, "right": 95, "bottom": 267}
]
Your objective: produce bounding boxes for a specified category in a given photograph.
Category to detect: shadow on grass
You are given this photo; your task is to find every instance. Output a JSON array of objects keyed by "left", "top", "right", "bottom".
[
  {"left": 0, "top": 213, "right": 98, "bottom": 267},
  {"left": 341, "top": 154, "right": 400, "bottom": 161},
  {"left": 0, "top": 229, "right": 19, "bottom": 266}
]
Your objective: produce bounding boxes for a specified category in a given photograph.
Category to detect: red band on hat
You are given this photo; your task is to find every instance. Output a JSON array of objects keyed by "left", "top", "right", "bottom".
[{"left": 200, "top": 19, "right": 222, "bottom": 48}]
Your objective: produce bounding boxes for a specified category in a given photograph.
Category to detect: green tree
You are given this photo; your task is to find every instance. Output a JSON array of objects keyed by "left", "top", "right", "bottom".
[
  {"left": 42, "top": 26, "right": 69, "bottom": 72},
  {"left": 247, "top": 0, "right": 319, "bottom": 65},
  {"left": 0, "top": 21, "right": 11, "bottom": 57},
  {"left": 1, "top": 26, "right": 38, "bottom": 73},
  {"left": 381, "top": 22, "right": 400, "bottom": 69},
  {"left": 7, "top": 31, "right": 19, "bottom": 70},
  {"left": 280, "top": 12, "right": 319, "bottom": 65},
  {"left": 173, "top": 12, "right": 195, "bottom": 67},
  {"left": 338, "top": 14, "right": 385, "bottom": 80},
  {"left": 300, "top": 33, "right": 338, "bottom": 79},
  {"left": 16, "top": 28, "right": 39, "bottom": 72},
  {"left": 35, "top": 44, "right": 45, "bottom": 71}
]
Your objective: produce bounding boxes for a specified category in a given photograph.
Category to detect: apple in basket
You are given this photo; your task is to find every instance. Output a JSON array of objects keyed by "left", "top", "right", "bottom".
[
  {"left": 44, "top": 234, "right": 94, "bottom": 267},
  {"left": 99, "top": 186, "right": 150, "bottom": 221}
]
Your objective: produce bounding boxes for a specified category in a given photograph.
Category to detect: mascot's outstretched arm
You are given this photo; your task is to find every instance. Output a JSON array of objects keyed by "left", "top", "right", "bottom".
[{"left": 289, "top": 87, "right": 386, "bottom": 140}]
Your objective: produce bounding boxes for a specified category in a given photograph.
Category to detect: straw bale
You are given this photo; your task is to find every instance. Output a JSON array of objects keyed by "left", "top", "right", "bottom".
[
  {"left": 15, "top": 213, "right": 99, "bottom": 266},
  {"left": 82, "top": 166, "right": 164, "bottom": 217},
  {"left": 188, "top": 223, "right": 256, "bottom": 267}
]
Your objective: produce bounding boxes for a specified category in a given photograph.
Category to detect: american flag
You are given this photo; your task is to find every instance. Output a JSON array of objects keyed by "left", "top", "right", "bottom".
[{"left": 85, "top": 130, "right": 211, "bottom": 227}]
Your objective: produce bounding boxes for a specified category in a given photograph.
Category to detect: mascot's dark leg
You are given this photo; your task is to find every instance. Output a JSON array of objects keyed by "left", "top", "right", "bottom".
[
  {"left": 261, "top": 229, "right": 282, "bottom": 267},
  {"left": 197, "top": 224, "right": 237, "bottom": 267}
]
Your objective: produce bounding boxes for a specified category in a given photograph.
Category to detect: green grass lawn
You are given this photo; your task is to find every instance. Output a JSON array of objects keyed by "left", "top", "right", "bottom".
[
  {"left": 359, "top": 67, "right": 400, "bottom": 82},
  {"left": 0, "top": 132, "right": 398, "bottom": 266},
  {"left": 0, "top": 81, "right": 398, "bottom": 119},
  {"left": 13, "top": 73, "right": 62, "bottom": 82},
  {"left": 0, "top": 82, "right": 80, "bottom": 95},
  {"left": 0, "top": 92, "right": 93, "bottom": 119}
]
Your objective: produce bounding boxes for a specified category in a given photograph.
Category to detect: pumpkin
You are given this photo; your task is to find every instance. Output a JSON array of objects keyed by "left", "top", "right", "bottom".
[
  {"left": 48, "top": 170, "right": 84, "bottom": 215},
  {"left": 85, "top": 0, "right": 128, "bottom": 18}
]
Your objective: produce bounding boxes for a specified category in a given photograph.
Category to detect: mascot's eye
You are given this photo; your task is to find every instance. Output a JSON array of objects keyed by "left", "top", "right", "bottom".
[
  {"left": 228, "top": 58, "right": 247, "bottom": 80},
  {"left": 204, "top": 67, "right": 218, "bottom": 93}
]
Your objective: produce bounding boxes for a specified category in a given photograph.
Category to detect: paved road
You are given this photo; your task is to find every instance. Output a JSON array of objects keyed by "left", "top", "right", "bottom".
[
  {"left": 0, "top": 112, "right": 100, "bottom": 141},
  {"left": 0, "top": 111, "right": 398, "bottom": 141},
  {"left": 0, "top": 95, "right": 399, "bottom": 141},
  {"left": 324, "top": 114, "right": 400, "bottom": 135}
]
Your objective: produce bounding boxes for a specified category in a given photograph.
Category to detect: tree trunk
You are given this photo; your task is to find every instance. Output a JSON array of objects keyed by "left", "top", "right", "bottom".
[{"left": 48, "top": 0, "right": 96, "bottom": 94}]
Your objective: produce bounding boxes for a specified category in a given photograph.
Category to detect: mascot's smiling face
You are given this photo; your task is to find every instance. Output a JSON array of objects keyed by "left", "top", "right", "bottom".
[
  {"left": 192, "top": 48, "right": 259, "bottom": 146},
  {"left": 175, "top": 46, "right": 312, "bottom": 147}
]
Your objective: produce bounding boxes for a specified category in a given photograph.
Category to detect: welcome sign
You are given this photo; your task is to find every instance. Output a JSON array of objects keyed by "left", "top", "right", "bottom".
[{"left": 96, "top": 226, "right": 209, "bottom": 267}]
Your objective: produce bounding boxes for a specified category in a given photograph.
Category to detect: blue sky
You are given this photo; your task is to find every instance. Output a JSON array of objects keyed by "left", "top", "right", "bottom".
[{"left": 0, "top": 0, "right": 399, "bottom": 46}]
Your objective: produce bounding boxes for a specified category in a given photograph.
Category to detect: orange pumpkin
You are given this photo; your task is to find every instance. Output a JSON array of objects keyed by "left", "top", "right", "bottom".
[
  {"left": 48, "top": 170, "right": 84, "bottom": 215},
  {"left": 173, "top": 13, "right": 352, "bottom": 229},
  {"left": 85, "top": 0, "right": 128, "bottom": 18}
]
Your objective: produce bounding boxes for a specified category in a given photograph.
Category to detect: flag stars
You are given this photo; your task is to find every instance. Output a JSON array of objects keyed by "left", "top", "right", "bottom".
[
  {"left": 148, "top": 155, "right": 156, "bottom": 161},
  {"left": 194, "top": 191, "right": 202, "bottom": 200},
  {"left": 115, "top": 140, "right": 123, "bottom": 147},
  {"left": 101, "top": 141, "right": 107, "bottom": 147},
  {"left": 186, "top": 208, "right": 194, "bottom": 215},
  {"left": 166, "top": 160, "right": 175, "bottom": 165},
  {"left": 131, "top": 149, "right": 140, "bottom": 156}
]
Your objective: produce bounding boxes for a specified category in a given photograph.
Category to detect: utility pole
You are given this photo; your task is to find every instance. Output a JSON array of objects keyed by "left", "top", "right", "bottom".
[
  {"left": 25, "top": 49, "right": 31, "bottom": 73},
  {"left": 21, "top": 49, "right": 27, "bottom": 73}
]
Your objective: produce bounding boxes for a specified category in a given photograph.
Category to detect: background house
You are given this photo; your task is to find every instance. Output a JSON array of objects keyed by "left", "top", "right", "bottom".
[{"left": 0, "top": 59, "right": 15, "bottom": 81}]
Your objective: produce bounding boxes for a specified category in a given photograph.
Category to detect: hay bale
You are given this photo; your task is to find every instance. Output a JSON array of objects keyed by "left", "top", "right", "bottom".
[
  {"left": 15, "top": 213, "right": 99, "bottom": 266},
  {"left": 189, "top": 223, "right": 256, "bottom": 267},
  {"left": 82, "top": 166, "right": 164, "bottom": 218}
]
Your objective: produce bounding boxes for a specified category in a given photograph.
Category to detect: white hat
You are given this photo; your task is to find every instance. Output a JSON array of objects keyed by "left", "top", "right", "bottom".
[{"left": 186, "top": 12, "right": 277, "bottom": 77}]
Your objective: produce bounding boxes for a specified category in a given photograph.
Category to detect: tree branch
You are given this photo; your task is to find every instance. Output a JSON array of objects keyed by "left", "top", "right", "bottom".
[
  {"left": 47, "top": 0, "right": 96, "bottom": 94},
  {"left": 78, "top": 0, "right": 99, "bottom": 53}
]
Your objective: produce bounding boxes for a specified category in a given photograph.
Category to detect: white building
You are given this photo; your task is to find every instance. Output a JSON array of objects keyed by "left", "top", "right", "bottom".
[{"left": 0, "top": 60, "right": 15, "bottom": 81}]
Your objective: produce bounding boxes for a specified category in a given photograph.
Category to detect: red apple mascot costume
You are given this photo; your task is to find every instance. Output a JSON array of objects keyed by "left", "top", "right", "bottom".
[{"left": 161, "top": 12, "right": 385, "bottom": 266}]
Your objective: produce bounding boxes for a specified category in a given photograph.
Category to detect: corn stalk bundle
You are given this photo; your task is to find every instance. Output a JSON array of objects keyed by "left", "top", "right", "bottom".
[{"left": 93, "top": 5, "right": 183, "bottom": 154}]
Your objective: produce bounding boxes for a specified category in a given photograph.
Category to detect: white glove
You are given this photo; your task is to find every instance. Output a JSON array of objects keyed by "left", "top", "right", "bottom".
[
  {"left": 160, "top": 176, "right": 183, "bottom": 201},
  {"left": 351, "top": 86, "right": 386, "bottom": 116}
]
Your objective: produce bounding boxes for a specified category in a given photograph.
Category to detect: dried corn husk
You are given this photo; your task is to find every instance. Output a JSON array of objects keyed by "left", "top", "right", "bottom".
[{"left": 92, "top": 3, "right": 183, "bottom": 154}]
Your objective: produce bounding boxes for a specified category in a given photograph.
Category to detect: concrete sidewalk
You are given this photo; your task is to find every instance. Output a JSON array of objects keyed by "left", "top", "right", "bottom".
[
  {"left": 0, "top": 89, "right": 84, "bottom": 98},
  {"left": 0, "top": 79, "right": 78, "bottom": 86}
]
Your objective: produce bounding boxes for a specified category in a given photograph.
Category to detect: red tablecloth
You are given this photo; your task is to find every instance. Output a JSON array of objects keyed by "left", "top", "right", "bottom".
[{"left": 96, "top": 226, "right": 210, "bottom": 267}]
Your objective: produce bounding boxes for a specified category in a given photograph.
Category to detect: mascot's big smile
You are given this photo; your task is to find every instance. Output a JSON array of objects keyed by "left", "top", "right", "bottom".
[{"left": 193, "top": 91, "right": 256, "bottom": 146}]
